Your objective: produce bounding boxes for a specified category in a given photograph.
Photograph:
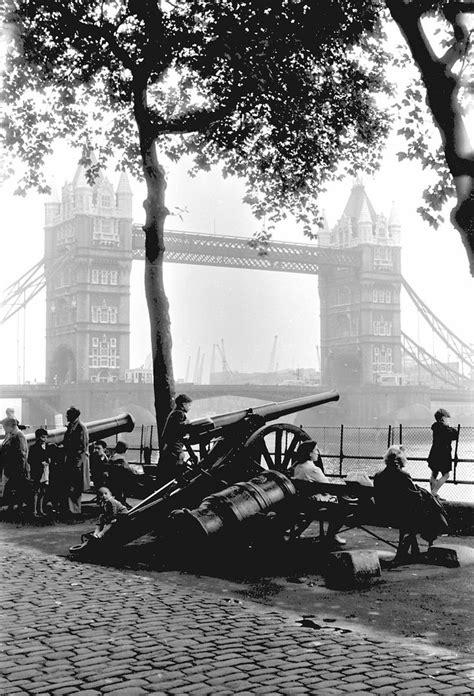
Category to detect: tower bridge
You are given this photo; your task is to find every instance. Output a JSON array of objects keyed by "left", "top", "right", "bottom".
[{"left": 1, "top": 164, "right": 472, "bottom": 426}]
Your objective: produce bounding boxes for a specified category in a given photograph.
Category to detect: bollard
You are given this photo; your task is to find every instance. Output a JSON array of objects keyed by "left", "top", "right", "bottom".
[{"left": 324, "top": 550, "right": 382, "bottom": 590}]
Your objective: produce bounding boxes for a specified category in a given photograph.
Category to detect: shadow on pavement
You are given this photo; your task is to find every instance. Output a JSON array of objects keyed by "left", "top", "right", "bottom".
[{"left": 1, "top": 500, "right": 473, "bottom": 657}]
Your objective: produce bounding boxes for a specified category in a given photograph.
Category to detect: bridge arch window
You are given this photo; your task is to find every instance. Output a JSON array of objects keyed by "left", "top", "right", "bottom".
[
  {"left": 373, "top": 314, "right": 392, "bottom": 336},
  {"left": 372, "top": 287, "right": 392, "bottom": 304},
  {"left": 56, "top": 224, "right": 75, "bottom": 247},
  {"left": 91, "top": 301, "right": 118, "bottom": 324},
  {"left": 372, "top": 346, "right": 393, "bottom": 374},
  {"left": 373, "top": 246, "right": 393, "bottom": 269},
  {"left": 332, "top": 286, "right": 351, "bottom": 306},
  {"left": 91, "top": 268, "right": 119, "bottom": 285},
  {"left": 89, "top": 336, "right": 119, "bottom": 370},
  {"left": 92, "top": 218, "right": 119, "bottom": 246}
]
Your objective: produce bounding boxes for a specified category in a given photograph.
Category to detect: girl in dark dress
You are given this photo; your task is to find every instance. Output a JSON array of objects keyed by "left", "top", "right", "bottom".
[{"left": 427, "top": 408, "right": 457, "bottom": 495}]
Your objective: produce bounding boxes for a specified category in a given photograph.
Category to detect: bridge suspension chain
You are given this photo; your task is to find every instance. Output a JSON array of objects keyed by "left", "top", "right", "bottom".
[
  {"left": 0, "top": 250, "right": 73, "bottom": 325},
  {"left": 401, "top": 331, "right": 471, "bottom": 390},
  {"left": 401, "top": 276, "right": 474, "bottom": 371}
]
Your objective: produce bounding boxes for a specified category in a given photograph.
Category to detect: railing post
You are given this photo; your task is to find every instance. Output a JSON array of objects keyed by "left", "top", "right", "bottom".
[
  {"left": 453, "top": 424, "right": 461, "bottom": 484},
  {"left": 139, "top": 425, "right": 144, "bottom": 465},
  {"left": 339, "top": 424, "right": 344, "bottom": 476},
  {"left": 399, "top": 423, "right": 402, "bottom": 446},
  {"left": 387, "top": 424, "right": 392, "bottom": 449}
]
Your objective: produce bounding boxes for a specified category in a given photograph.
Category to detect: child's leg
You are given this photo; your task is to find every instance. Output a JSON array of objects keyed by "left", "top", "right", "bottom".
[
  {"left": 435, "top": 472, "right": 449, "bottom": 494},
  {"left": 38, "top": 485, "right": 47, "bottom": 515},
  {"left": 430, "top": 472, "right": 438, "bottom": 493}
]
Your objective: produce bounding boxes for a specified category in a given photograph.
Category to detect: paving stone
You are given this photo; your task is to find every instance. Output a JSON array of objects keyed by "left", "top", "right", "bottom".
[
  {"left": 338, "top": 682, "right": 372, "bottom": 692},
  {"left": 0, "top": 544, "right": 469, "bottom": 696},
  {"left": 367, "top": 677, "right": 400, "bottom": 687}
]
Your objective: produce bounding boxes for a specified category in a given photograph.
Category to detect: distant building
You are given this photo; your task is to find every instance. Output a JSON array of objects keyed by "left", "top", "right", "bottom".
[
  {"left": 44, "top": 164, "right": 133, "bottom": 384},
  {"left": 125, "top": 354, "right": 153, "bottom": 384},
  {"left": 210, "top": 367, "right": 320, "bottom": 386},
  {"left": 125, "top": 368, "right": 153, "bottom": 384},
  {"left": 319, "top": 179, "right": 402, "bottom": 386}
]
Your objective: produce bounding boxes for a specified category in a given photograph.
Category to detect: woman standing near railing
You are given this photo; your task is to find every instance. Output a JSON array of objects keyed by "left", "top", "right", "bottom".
[{"left": 427, "top": 408, "right": 458, "bottom": 496}]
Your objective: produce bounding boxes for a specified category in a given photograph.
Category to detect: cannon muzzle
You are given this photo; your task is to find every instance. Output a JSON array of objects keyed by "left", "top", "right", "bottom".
[
  {"left": 186, "top": 390, "right": 339, "bottom": 441},
  {"left": 24, "top": 413, "right": 135, "bottom": 445}
]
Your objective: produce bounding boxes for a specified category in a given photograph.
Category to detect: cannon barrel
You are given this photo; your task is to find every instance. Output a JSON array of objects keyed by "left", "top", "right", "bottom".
[
  {"left": 187, "top": 390, "right": 339, "bottom": 440},
  {"left": 24, "top": 413, "right": 135, "bottom": 445}
]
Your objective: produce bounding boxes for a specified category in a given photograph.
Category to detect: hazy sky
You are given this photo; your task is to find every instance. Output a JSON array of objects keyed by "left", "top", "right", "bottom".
[{"left": 0, "top": 130, "right": 473, "bottom": 385}]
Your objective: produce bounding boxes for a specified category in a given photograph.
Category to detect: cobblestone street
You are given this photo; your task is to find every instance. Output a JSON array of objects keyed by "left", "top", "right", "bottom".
[{"left": 1, "top": 535, "right": 474, "bottom": 695}]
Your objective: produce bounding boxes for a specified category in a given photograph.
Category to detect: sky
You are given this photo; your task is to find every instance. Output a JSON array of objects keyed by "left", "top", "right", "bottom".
[{"left": 0, "top": 129, "right": 473, "bottom": 386}]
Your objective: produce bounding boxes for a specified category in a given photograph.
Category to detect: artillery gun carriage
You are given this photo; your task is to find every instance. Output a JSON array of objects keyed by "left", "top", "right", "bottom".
[{"left": 73, "top": 391, "right": 339, "bottom": 553}]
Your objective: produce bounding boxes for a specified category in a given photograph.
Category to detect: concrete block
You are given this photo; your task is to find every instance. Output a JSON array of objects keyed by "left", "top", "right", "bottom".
[
  {"left": 324, "top": 550, "right": 382, "bottom": 590},
  {"left": 427, "top": 543, "right": 474, "bottom": 568}
]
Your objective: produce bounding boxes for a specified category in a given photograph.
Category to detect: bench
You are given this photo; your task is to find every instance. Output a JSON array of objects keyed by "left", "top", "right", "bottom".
[{"left": 285, "top": 480, "right": 421, "bottom": 560}]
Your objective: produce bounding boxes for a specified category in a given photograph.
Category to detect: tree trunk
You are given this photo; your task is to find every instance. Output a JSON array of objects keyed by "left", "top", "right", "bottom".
[
  {"left": 140, "top": 136, "right": 175, "bottom": 438},
  {"left": 387, "top": 1, "right": 474, "bottom": 275}
]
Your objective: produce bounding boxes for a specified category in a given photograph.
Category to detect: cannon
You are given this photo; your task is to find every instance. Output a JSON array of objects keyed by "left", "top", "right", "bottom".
[
  {"left": 97, "top": 390, "right": 339, "bottom": 550},
  {"left": 23, "top": 413, "right": 135, "bottom": 446}
]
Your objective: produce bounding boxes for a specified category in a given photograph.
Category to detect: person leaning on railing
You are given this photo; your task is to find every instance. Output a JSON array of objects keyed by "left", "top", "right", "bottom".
[{"left": 427, "top": 408, "right": 457, "bottom": 497}]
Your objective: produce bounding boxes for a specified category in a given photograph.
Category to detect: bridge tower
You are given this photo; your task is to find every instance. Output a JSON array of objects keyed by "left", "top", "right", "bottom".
[
  {"left": 44, "top": 166, "right": 133, "bottom": 384},
  {"left": 318, "top": 181, "right": 402, "bottom": 386}
]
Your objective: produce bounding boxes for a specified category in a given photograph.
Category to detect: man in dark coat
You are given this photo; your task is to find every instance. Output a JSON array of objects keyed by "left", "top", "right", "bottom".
[
  {"left": 63, "top": 406, "right": 89, "bottom": 515},
  {"left": 1, "top": 417, "right": 30, "bottom": 514},
  {"left": 157, "top": 394, "right": 192, "bottom": 486}
]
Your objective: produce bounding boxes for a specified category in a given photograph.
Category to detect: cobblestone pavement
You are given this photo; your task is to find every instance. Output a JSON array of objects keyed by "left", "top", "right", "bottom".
[{"left": 1, "top": 545, "right": 474, "bottom": 695}]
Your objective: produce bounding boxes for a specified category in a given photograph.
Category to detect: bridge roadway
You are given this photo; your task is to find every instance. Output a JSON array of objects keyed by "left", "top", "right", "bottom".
[
  {"left": 1, "top": 382, "right": 472, "bottom": 430},
  {"left": 1, "top": 382, "right": 472, "bottom": 403},
  {"left": 131, "top": 227, "right": 360, "bottom": 271}
]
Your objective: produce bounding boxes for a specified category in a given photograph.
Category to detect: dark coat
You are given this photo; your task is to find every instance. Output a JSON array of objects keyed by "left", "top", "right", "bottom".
[
  {"left": 1, "top": 430, "right": 28, "bottom": 482},
  {"left": 160, "top": 407, "right": 189, "bottom": 459},
  {"left": 427, "top": 421, "right": 457, "bottom": 474},
  {"left": 373, "top": 466, "right": 420, "bottom": 529},
  {"left": 374, "top": 465, "right": 447, "bottom": 542},
  {"left": 63, "top": 419, "right": 89, "bottom": 492},
  {"left": 28, "top": 442, "right": 52, "bottom": 485}
]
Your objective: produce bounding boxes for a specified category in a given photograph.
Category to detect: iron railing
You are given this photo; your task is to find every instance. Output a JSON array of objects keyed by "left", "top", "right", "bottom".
[
  {"left": 20, "top": 422, "right": 474, "bottom": 502},
  {"left": 301, "top": 425, "right": 473, "bottom": 502}
]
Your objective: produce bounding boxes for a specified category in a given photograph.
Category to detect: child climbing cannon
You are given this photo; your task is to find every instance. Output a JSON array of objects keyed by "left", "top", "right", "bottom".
[{"left": 69, "top": 486, "right": 128, "bottom": 556}]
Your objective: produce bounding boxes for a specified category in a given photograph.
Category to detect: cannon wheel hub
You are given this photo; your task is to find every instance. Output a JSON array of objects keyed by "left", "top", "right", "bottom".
[{"left": 243, "top": 422, "right": 311, "bottom": 475}]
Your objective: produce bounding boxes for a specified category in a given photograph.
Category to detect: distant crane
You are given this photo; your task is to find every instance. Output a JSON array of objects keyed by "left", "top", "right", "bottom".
[
  {"left": 210, "top": 344, "right": 217, "bottom": 380},
  {"left": 198, "top": 353, "right": 205, "bottom": 384},
  {"left": 192, "top": 347, "right": 201, "bottom": 383},
  {"left": 184, "top": 356, "right": 191, "bottom": 383},
  {"left": 267, "top": 335, "right": 278, "bottom": 373},
  {"left": 217, "top": 339, "right": 233, "bottom": 374}
]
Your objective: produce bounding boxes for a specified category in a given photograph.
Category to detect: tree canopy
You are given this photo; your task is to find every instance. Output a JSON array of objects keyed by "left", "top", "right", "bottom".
[
  {"left": 1, "top": 0, "right": 473, "bottom": 430},
  {"left": 1, "top": 1, "right": 391, "bottom": 231}
]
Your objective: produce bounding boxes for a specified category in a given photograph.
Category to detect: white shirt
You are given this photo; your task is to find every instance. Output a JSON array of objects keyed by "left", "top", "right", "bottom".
[{"left": 293, "top": 461, "right": 334, "bottom": 502}]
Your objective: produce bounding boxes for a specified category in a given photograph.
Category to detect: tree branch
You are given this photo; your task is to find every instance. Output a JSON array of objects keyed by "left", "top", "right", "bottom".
[
  {"left": 148, "top": 104, "right": 234, "bottom": 137},
  {"left": 440, "top": 4, "right": 472, "bottom": 67},
  {"left": 42, "top": 1, "right": 136, "bottom": 72},
  {"left": 387, "top": 0, "right": 474, "bottom": 272}
]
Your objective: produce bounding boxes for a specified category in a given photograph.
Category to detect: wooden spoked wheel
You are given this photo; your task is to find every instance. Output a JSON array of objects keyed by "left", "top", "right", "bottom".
[{"left": 243, "top": 423, "right": 311, "bottom": 475}]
